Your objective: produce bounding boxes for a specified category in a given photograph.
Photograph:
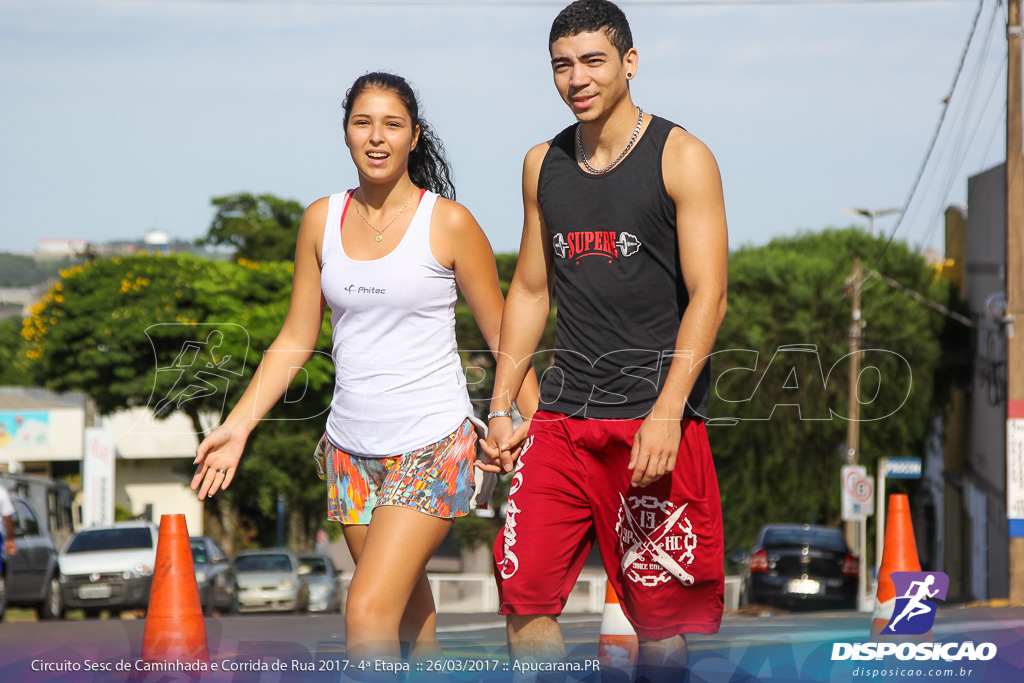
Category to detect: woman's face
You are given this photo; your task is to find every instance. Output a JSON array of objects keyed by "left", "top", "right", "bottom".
[{"left": 345, "top": 88, "right": 420, "bottom": 184}]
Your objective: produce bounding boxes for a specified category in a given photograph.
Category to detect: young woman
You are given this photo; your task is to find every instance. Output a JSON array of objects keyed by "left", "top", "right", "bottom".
[{"left": 191, "top": 72, "right": 538, "bottom": 662}]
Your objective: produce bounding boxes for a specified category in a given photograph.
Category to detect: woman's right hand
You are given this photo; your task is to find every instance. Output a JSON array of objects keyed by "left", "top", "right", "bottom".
[
  {"left": 477, "top": 416, "right": 532, "bottom": 474},
  {"left": 191, "top": 423, "right": 248, "bottom": 501}
]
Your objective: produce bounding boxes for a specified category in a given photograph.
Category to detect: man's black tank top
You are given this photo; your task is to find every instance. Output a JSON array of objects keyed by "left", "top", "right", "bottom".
[{"left": 537, "top": 114, "right": 711, "bottom": 420}]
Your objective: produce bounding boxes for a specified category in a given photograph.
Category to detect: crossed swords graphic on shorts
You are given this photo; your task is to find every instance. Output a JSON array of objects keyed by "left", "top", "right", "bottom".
[{"left": 618, "top": 494, "right": 695, "bottom": 586}]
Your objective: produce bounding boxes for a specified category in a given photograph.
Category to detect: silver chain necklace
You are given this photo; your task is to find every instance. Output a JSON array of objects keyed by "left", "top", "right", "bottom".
[{"left": 576, "top": 106, "right": 644, "bottom": 175}]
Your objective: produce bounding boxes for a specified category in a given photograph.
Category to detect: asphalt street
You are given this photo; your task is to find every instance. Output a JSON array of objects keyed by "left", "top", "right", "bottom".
[{"left": 1, "top": 606, "right": 1022, "bottom": 682}]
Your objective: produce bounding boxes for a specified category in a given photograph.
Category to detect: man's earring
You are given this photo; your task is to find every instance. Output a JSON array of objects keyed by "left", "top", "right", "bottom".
[{"left": 627, "top": 73, "right": 632, "bottom": 78}]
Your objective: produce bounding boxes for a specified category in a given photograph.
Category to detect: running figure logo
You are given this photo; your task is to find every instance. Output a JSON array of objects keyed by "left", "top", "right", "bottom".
[
  {"left": 137, "top": 323, "right": 250, "bottom": 434},
  {"left": 884, "top": 571, "right": 949, "bottom": 635}
]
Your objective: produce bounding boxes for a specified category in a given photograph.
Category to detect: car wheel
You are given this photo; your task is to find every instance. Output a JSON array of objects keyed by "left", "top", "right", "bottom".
[
  {"left": 0, "top": 572, "right": 7, "bottom": 623},
  {"left": 202, "top": 588, "right": 214, "bottom": 617},
  {"left": 38, "top": 577, "right": 63, "bottom": 620}
]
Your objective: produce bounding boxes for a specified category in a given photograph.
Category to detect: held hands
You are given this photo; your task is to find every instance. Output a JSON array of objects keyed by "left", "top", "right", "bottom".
[
  {"left": 628, "top": 414, "right": 682, "bottom": 488},
  {"left": 477, "top": 416, "right": 532, "bottom": 474},
  {"left": 191, "top": 423, "right": 248, "bottom": 501}
]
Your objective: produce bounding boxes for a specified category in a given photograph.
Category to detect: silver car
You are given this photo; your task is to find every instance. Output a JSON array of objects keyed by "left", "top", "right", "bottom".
[
  {"left": 298, "top": 553, "right": 343, "bottom": 613},
  {"left": 233, "top": 549, "right": 308, "bottom": 613}
]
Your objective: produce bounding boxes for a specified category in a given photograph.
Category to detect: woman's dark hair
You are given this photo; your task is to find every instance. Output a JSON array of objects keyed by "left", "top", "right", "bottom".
[
  {"left": 342, "top": 72, "right": 456, "bottom": 200},
  {"left": 549, "top": 0, "right": 633, "bottom": 59}
]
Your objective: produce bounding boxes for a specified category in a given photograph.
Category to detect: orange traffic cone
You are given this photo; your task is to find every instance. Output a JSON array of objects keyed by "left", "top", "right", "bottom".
[
  {"left": 598, "top": 581, "right": 638, "bottom": 678},
  {"left": 141, "top": 514, "right": 210, "bottom": 664},
  {"left": 871, "top": 494, "right": 924, "bottom": 638}
]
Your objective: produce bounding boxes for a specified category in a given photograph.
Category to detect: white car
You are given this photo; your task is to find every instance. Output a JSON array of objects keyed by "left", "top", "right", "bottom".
[{"left": 58, "top": 521, "right": 159, "bottom": 618}]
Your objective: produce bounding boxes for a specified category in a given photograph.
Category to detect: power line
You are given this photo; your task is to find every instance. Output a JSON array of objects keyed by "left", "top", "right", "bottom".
[
  {"left": 96, "top": 0, "right": 982, "bottom": 5},
  {"left": 868, "top": 0, "right": 988, "bottom": 270},
  {"left": 913, "top": 3, "right": 1004, "bottom": 249},
  {"left": 868, "top": 270, "right": 974, "bottom": 326},
  {"left": 918, "top": 52, "right": 1006, "bottom": 250}
]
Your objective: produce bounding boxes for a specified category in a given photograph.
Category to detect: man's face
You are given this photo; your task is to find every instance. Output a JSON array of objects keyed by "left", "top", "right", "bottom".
[{"left": 550, "top": 30, "right": 636, "bottom": 122}]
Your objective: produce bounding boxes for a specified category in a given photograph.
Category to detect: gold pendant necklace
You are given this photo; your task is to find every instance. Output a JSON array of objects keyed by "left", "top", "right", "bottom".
[{"left": 353, "top": 190, "right": 415, "bottom": 243}]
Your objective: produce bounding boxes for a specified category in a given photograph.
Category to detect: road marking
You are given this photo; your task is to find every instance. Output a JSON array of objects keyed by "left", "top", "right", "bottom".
[{"left": 437, "top": 616, "right": 600, "bottom": 634}]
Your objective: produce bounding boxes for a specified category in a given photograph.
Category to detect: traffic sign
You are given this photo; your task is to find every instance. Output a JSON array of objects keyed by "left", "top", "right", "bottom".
[
  {"left": 841, "top": 465, "right": 874, "bottom": 521},
  {"left": 883, "top": 457, "right": 922, "bottom": 479}
]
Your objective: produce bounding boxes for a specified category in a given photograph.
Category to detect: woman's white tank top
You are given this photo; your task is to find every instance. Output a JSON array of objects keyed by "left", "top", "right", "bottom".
[{"left": 319, "top": 189, "right": 473, "bottom": 457}]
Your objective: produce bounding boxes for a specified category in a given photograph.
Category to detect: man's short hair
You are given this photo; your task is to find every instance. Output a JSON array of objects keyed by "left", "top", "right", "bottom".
[{"left": 549, "top": 0, "right": 633, "bottom": 59}]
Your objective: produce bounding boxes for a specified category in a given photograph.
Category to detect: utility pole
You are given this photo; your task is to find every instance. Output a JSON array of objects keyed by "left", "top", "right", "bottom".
[
  {"left": 1006, "top": 0, "right": 1024, "bottom": 603},
  {"left": 846, "top": 258, "right": 864, "bottom": 553}
]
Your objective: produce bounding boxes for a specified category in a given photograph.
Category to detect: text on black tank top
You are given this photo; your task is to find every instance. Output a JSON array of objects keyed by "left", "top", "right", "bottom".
[{"left": 537, "top": 115, "right": 711, "bottom": 419}]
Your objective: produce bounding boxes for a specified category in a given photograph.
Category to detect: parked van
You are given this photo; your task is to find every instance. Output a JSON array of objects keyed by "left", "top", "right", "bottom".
[{"left": 0, "top": 491, "right": 62, "bottom": 620}]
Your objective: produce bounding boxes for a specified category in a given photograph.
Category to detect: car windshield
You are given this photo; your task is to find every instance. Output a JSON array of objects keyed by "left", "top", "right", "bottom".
[
  {"left": 190, "top": 540, "right": 208, "bottom": 564},
  {"left": 763, "top": 527, "right": 846, "bottom": 552},
  {"left": 66, "top": 528, "right": 153, "bottom": 553},
  {"left": 235, "top": 554, "right": 292, "bottom": 572},
  {"left": 300, "top": 557, "right": 327, "bottom": 575}
]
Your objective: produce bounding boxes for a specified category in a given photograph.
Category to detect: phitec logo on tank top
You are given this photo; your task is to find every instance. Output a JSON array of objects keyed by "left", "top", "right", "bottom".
[{"left": 551, "top": 230, "right": 643, "bottom": 264}]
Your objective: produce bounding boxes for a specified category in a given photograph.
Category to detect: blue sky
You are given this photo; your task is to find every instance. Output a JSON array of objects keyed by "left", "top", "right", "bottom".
[{"left": 0, "top": 0, "right": 1010, "bottom": 256}]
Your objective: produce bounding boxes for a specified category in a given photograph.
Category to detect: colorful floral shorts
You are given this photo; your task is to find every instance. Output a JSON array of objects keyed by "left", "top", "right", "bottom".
[{"left": 316, "top": 418, "right": 477, "bottom": 525}]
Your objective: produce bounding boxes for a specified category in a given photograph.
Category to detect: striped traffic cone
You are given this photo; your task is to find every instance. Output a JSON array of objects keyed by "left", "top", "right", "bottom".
[
  {"left": 598, "top": 581, "right": 637, "bottom": 679},
  {"left": 871, "top": 494, "right": 928, "bottom": 639}
]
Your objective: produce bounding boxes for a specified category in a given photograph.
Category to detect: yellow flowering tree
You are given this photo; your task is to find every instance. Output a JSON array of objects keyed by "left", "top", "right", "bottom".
[{"left": 24, "top": 252, "right": 335, "bottom": 551}]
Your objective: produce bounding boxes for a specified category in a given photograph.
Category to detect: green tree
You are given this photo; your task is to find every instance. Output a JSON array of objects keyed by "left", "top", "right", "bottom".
[
  {"left": 0, "top": 317, "right": 36, "bottom": 386},
  {"left": 197, "top": 193, "right": 305, "bottom": 262},
  {"left": 24, "top": 253, "right": 335, "bottom": 553},
  {"left": 708, "top": 228, "right": 960, "bottom": 556},
  {"left": 454, "top": 253, "right": 557, "bottom": 418}
]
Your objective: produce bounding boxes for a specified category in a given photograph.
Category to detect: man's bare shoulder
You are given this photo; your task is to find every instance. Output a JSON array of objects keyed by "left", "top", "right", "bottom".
[
  {"left": 664, "top": 126, "right": 719, "bottom": 172},
  {"left": 525, "top": 140, "right": 553, "bottom": 167},
  {"left": 662, "top": 126, "right": 723, "bottom": 200}
]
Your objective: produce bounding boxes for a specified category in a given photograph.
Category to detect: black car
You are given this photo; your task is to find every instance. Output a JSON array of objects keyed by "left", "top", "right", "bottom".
[
  {"left": 735, "top": 524, "right": 858, "bottom": 610},
  {"left": 1, "top": 492, "right": 63, "bottom": 620},
  {"left": 190, "top": 536, "right": 237, "bottom": 615}
]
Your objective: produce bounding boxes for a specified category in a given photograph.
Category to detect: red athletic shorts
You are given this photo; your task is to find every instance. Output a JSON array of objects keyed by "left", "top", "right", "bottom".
[{"left": 492, "top": 411, "right": 724, "bottom": 640}]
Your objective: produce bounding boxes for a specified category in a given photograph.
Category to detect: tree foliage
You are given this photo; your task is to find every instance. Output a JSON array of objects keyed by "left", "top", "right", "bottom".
[
  {"left": 197, "top": 193, "right": 305, "bottom": 262},
  {"left": 708, "top": 228, "right": 960, "bottom": 556},
  {"left": 23, "top": 253, "right": 335, "bottom": 551},
  {"left": 0, "top": 317, "right": 36, "bottom": 386},
  {"left": 454, "top": 253, "right": 557, "bottom": 419}
]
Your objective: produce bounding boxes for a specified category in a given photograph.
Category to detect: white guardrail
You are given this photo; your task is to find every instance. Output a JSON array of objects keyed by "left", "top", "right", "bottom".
[{"left": 341, "top": 574, "right": 743, "bottom": 614}]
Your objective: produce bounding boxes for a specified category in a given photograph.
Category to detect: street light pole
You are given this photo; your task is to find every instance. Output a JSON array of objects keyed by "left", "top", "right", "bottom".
[{"left": 841, "top": 207, "right": 901, "bottom": 236}]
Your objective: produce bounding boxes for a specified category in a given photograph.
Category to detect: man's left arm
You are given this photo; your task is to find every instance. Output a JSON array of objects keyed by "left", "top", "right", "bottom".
[{"left": 629, "top": 128, "right": 728, "bottom": 487}]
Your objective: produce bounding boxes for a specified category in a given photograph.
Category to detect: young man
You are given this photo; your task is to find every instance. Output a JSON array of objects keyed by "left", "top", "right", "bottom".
[{"left": 480, "top": 0, "right": 728, "bottom": 678}]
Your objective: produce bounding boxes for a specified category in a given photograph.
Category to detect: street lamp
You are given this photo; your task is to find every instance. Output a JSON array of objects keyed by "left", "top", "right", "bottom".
[{"left": 841, "top": 207, "right": 901, "bottom": 236}]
